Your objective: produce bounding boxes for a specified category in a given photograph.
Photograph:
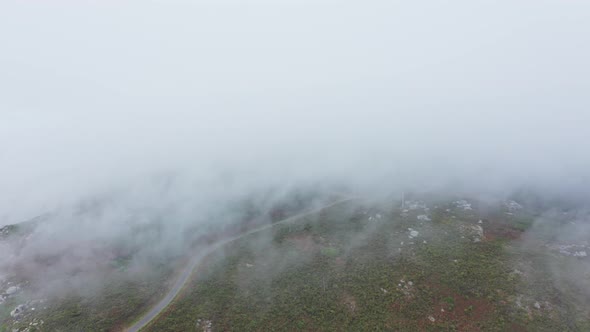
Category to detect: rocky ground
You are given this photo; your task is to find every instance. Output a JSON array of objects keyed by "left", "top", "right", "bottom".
[
  {"left": 144, "top": 196, "right": 590, "bottom": 331},
  {"left": 1, "top": 194, "right": 589, "bottom": 331}
]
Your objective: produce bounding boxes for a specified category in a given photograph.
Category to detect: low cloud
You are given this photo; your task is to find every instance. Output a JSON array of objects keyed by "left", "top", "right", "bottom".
[{"left": 0, "top": 0, "right": 589, "bottom": 303}]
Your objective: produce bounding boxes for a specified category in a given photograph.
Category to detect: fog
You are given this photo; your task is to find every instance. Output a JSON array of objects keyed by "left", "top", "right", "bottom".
[
  {"left": 2, "top": 0, "right": 589, "bottom": 225},
  {"left": 1, "top": 1, "right": 590, "bottom": 307}
]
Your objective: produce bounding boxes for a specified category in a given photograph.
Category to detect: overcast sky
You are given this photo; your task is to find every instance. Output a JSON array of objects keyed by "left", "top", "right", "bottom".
[{"left": 1, "top": 1, "right": 589, "bottom": 224}]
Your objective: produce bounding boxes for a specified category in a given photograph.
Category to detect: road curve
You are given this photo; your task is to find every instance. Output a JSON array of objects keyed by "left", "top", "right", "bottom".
[{"left": 126, "top": 198, "right": 352, "bottom": 332}]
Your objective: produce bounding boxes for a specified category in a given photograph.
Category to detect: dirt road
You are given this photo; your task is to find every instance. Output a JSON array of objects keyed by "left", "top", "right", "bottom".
[{"left": 126, "top": 198, "right": 352, "bottom": 332}]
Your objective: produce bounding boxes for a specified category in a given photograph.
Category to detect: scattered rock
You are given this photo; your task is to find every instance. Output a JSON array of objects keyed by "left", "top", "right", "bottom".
[
  {"left": 460, "top": 224, "right": 484, "bottom": 242},
  {"left": 408, "top": 228, "right": 419, "bottom": 239},
  {"left": 454, "top": 200, "right": 472, "bottom": 211},
  {"left": 473, "top": 225, "right": 484, "bottom": 242},
  {"left": 428, "top": 315, "right": 436, "bottom": 322},
  {"left": 5, "top": 286, "right": 20, "bottom": 296},
  {"left": 417, "top": 215, "right": 431, "bottom": 221},
  {"left": 397, "top": 280, "right": 414, "bottom": 297},
  {"left": 547, "top": 244, "right": 589, "bottom": 258},
  {"left": 505, "top": 200, "right": 523, "bottom": 211},
  {"left": 10, "top": 304, "right": 26, "bottom": 318},
  {"left": 406, "top": 201, "right": 426, "bottom": 211},
  {"left": 196, "top": 319, "right": 213, "bottom": 332}
]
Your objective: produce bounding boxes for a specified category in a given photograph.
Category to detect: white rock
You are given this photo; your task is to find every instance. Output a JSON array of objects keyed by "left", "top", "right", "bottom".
[
  {"left": 505, "top": 200, "right": 523, "bottom": 211},
  {"left": 406, "top": 201, "right": 426, "bottom": 210},
  {"left": 5, "top": 286, "right": 19, "bottom": 296},
  {"left": 417, "top": 215, "right": 431, "bottom": 221},
  {"left": 455, "top": 200, "right": 472, "bottom": 210},
  {"left": 10, "top": 304, "right": 26, "bottom": 318},
  {"left": 475, "top": 225, "right": 483, "bottom": 235},
  {"left": 548, "top": 244, "right": 589, "bottom": 257}
]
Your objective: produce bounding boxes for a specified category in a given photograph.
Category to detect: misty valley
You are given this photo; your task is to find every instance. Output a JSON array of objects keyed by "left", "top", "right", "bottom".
[
  {"left": 1, "top": 191, "right": 589, "bottom": 331},
  {"left": 2, "top": 1, "right": 589, "bottom": 331}
]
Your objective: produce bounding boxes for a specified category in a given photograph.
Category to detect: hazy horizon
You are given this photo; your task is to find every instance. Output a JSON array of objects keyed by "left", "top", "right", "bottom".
[{"left": 1, "top": 0, "right": 589, "bottom": 224}]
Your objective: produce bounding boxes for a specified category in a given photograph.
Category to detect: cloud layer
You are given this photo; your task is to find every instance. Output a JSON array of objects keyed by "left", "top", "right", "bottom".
[{"left": 1, "top": 0, "right": 589, "bottom": 224}]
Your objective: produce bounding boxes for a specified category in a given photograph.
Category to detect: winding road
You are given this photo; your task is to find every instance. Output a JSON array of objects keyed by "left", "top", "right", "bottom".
[{"left": 126, "top": 198, "right": 352, "bottom": 332}]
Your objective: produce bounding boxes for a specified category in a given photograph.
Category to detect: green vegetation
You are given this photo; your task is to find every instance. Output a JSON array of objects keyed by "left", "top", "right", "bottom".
[
  {"left": 143, "top": 201, "right": 589, "bottom": 331},
  {"left": 3, "top": 198, "right": 588, "bottom": 331},
  {"left": 0, "top": 260, "right": 176, "bottom": 332},
  {"left": 320, "top": 247, "right": 339, "bottom": 257}
]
